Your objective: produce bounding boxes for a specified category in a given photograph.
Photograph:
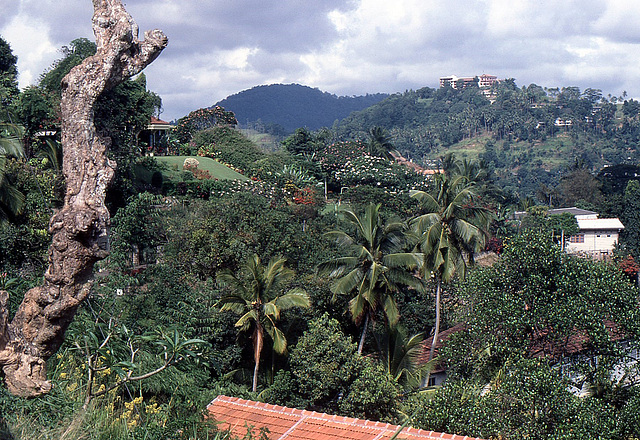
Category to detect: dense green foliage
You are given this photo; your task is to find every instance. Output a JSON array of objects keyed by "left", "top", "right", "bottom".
[
  {"left": 411, "top": 232, "right": 640, "bottom": 439},
  {"left": 4, "top": 31, "right": 640, "bottom": 440},
  {"left": 264, "top": 314, "right": 399, "bottom": 421}
]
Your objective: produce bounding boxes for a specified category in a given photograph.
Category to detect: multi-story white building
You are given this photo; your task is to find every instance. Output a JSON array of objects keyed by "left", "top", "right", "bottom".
[{"left": 439, "top": 73, "right": 500, "bottom": 90}]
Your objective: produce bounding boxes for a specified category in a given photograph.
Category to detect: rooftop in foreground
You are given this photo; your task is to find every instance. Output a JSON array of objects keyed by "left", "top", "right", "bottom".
[{"left": 208, "top": 395, "right": 485, "bottom": 440}]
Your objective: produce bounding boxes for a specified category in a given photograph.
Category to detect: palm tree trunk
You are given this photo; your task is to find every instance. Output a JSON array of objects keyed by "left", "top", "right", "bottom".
[
  {"left": 252, "top": 323, "right": 264, "bottom": 393},
  {"left": 424, "top": 277, "right": 442, "bottom": 386},
  {"left": 428, "top": 278, "right": 442, "bottom": 362},
  {"left": 252, "top": 357, "right": 260, "bottom": 393},
  {"left": 357, "top": 313, "right": 370, "bottom": 355}
]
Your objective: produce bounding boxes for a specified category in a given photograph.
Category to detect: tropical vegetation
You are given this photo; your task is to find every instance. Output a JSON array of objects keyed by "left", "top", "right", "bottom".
[{"left": 1, "top": 29, "right": 640, "bottom": 440}]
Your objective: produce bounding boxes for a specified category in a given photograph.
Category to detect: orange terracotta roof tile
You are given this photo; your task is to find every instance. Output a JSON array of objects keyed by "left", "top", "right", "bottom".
[{"left": 207, "top": 395, "right": 485, "bottom": 440}]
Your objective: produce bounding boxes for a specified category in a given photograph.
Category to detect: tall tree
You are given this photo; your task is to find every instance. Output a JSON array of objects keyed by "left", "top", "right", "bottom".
[
  {"left": 0, "top": 37, "right": 18, "bottom": 104},
  {"left": 0, "top": 0, "right": 167, "bottom": 397},
  {"left": 410, "top": 172, "right": 492, "bottom": 366},
  {"left": 0, "top": 37, "right": 17, "bottom": 78},
  {"left": 218, "top": 254, "right": 310, "bottom": 392},
  {"left": 319, "top": 203, "right": 422, "bottom": 354},
  {"left": 620, "top": 180, "right": 640, "bottom": 258}
]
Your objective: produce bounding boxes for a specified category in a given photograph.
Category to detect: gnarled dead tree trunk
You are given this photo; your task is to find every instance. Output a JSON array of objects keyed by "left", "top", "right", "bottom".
[{"left": 0, "top": 0, "right": 167, "bottom": 397}]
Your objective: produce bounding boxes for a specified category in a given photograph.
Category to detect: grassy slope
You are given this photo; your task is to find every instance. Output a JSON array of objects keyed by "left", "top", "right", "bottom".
[
  {"left": 151, "top": 156, "right": 249, "bottom": 181},
  {"left": 431, "top": 132, "right": 580, "bottom": 171}
]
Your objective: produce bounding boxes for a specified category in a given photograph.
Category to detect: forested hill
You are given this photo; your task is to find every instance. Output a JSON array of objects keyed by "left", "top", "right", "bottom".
[
  {"left": 334, "top": 81, "right": 640, "bottom": 198},
  {"left": 216, "top": 83, "right": 388, "bottom": 133}
]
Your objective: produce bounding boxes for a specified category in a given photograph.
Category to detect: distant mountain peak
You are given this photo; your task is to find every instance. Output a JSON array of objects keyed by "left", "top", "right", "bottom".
[{"left": 216, "top": 83, "right": 388, "bottom": 133}]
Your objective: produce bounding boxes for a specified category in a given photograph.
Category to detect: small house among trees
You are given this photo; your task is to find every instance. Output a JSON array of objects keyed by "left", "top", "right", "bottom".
[
  {"left": 139, "top": 116, "right": 172, "bottom": 155},
  {"left": 566, "top": 217, "right": 625, "bottom": 258},
  {"left": 515, "top": 207, "right": 624, "bottom": 259}
]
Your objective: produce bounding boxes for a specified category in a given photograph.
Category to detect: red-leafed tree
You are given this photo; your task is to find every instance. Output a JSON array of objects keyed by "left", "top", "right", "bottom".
[{"left": 619, "top": 254, "right": 639, "bottom": 284}]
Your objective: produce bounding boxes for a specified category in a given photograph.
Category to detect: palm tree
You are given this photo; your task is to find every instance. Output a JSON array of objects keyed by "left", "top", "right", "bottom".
[
  {"left": 36, "top": 139, "right": 63, "bottom": 172},
  {"left": 0, "top": 121, "right": 25, "bottom": 220},
  {"left": 217, "top": 254, "right": 310, "bottom": 392},
  {"left": 410, "top": 172, "right": 492, "bottom": 367},
  {"left": 367, "top": 126, "right": 397, "bottom": 160},
  {"left": 374, "top": 325, "right": 434, "bottom": 390},
  {"left": 319, "top": 203, "right": 422, "bottom": 354}
]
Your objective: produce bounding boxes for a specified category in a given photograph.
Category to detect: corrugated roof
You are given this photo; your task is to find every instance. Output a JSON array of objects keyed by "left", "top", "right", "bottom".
[
  {"left": 577, "top": 218, "right": 624, "bottom": 230},
  {"left": 547, "top": 207, "right": 597, "bottom": 217},
  {"left": 513, "top": 207, "right": 598, "bottom": 220},
  {"left": 207, "top": 395, "right": 485, "bottom": 440}
]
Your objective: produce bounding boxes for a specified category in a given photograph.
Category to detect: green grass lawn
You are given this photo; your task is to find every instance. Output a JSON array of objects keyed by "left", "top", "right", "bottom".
[{"left": 154, "top": 156, "right": 249, "bottom": 181}]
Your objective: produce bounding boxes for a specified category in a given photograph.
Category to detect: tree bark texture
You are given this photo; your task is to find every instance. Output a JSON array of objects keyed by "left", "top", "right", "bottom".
[{"left": 0, "top": 0, "right": 167, "bottom": 397}]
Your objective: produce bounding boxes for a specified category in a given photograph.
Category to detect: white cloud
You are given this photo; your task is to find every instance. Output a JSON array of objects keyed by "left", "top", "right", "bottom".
[
  {"left": 4, "top": 0, "right": 640, "bottom": 119},
  {"left": 1, "top": 13, "right": 58, "bottom": 87}
]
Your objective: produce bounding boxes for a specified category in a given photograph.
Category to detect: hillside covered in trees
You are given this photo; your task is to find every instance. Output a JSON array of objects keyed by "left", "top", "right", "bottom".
[
  {"left": 333, "top": 81, "right": 640, "bottom": 202},
  {"left": 215, "top": 83, "right": 388, "bottom": 133}
]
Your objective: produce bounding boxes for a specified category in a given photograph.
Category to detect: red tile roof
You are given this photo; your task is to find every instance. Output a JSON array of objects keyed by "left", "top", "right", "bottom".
[
  {"left": 417, "top": 324, "right": 466, "bottom": 373},
  {"left": 150, "top": 116, "right": 170, "bottom": 125},
  {"left": 529, "top": 320, "right": 626, "bottom": 359},
  {"left": 208, "top": 395, "right": 485, "bottom": 440}
]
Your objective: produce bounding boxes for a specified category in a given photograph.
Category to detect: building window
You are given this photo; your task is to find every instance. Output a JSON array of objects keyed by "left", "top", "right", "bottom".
[{"left": 569, "top": 234, "right": 585, "bottom": 243}]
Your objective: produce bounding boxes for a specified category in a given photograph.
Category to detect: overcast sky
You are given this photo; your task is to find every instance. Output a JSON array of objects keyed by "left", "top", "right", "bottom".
[{"left": 2, "top": 0, "right": 640, "bottom": 121}]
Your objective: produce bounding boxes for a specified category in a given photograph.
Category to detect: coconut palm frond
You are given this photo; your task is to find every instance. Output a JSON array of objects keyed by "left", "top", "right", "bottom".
[
  {"left": 235, "top": 310, "right": 258, "bottom": 331},
  {"left": 275, "top": 290, "right": 311, "bottom": 310},
  {"left": 331, "top": 267, "right": 365, "bottom": 297}
]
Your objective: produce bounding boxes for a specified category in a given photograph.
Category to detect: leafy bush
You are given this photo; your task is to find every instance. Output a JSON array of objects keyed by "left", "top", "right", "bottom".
[
  {"left": 263, "top": 314, "right": 399, "bottom": 422},
  {"left": 191, "top": 127, "right": 263, "bottom": 172},
  {"left": 173, "top": 106, "right": 238, "bottom": 144}
]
